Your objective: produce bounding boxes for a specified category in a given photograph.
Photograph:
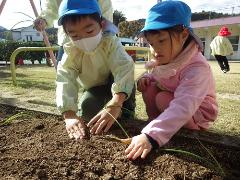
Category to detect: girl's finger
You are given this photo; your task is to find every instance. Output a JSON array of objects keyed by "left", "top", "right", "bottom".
[
  {"left": 131, "top": 146, "right": 143, "bottom": 160},
  {"left": 141, "top": 148, "right": 151, "bottom": 159},
  {"left": 126, "top": 145, "right": 139, "bottom": 159},
  {"left": 125, "top": 143, "right": 134, "bottom": 154}
]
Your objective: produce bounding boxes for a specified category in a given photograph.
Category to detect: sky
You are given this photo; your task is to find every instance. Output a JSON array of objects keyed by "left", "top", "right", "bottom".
[{"left": 0, "top": 0, "right": 240, "bottom": 29}]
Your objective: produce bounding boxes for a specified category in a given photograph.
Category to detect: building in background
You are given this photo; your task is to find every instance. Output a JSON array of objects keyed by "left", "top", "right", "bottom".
[
  {"left": 119, "top": 37, "right": 137, "bottom": 46},
  {"left": 11, "top": 25, "right": 42, "bottom": 42},
  {"left": 191, "top": 15, "right": 240, "bottom": 60}
]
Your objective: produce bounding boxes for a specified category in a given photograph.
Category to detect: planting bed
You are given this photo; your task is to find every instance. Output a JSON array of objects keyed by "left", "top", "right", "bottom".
[{"left": 0, "top": 104, "right": 239, "bottom": 180}]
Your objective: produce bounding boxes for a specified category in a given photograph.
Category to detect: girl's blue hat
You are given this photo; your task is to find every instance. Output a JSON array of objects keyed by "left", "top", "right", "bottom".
[
  {"left": 141, "top": 1, "right": 191, "bottom": 32},
  {"left": 58, "top": 0, "right": 102, "bottom": 25},
  {"left": 140, "top": 1, "right": 203, "bottom": 49}
]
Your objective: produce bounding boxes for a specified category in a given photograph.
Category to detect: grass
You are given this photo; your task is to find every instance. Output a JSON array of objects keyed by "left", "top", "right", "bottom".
[{"left": 0, "top": 61, "right": 240, "bottom": 136}]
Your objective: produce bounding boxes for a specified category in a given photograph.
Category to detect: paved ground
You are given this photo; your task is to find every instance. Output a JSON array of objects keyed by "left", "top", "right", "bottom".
[{"left": 0, "top": 91, "right": 59, "bottom": 115}]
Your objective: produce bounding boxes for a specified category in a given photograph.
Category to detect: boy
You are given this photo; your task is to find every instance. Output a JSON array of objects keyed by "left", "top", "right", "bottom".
[
  {"left": 56, "top": 0, "right": 135, "bottom": 140},
  {"left": 34, "top": 0, "right": 115, "bottom": 66}
]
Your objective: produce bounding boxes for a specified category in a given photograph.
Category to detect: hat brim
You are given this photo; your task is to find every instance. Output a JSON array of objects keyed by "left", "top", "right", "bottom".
[
  {"left": 137, "top": 26, "right": 203, "bottom": 50},
  {"left": 218, "top": 32, "right": 231, "bottom": 36},
  {"left": 137, "top": 22, "right": 177, "bottom": 38},
  {"left": 58, "top": 9, "right": 100, "bottom": 25}
]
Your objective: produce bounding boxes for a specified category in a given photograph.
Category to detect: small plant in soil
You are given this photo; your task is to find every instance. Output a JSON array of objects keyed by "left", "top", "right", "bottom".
[
  {"left": 104, "top": 107, "right": 225, "bottom": 177},
  {"left": 0, "top": 111, "right": 33, "bottom": 126}
]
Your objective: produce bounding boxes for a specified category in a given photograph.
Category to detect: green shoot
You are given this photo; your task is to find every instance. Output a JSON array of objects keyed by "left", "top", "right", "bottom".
[
  {"left": 10, "top": 20, "right": 33, "bottom": 30},
  {"left": 161, "top": 148, "right": 212, "bottom": 164},
  {"left": 102, "top": 106, "right": 224, "bottom": 177},
  {"left": 14, "top": 12, "right": 34, "bottom": 20},
  {"left": 197, "top": 139, "right": 225, "bottom": 176},
  {"left": 103, "top": 108, "right": 130, "bottom": 138},
  {"left": 0, "top": 112, "right": 32, "bottom": 126},
  {"left": 10, "top": 12, "right": 34, "bottom": 30}
]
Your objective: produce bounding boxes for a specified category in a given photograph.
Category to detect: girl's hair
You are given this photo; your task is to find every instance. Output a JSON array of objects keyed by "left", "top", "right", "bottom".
[
  {"left": 144, "top": 25, "right": 194, "bottom": 50},
  {"left": 62, "top": 13, "right": 102, "bottom": 33}
]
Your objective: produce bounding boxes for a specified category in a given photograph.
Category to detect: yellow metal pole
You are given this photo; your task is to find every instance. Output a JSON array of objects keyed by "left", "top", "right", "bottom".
[
  {"left": 10, "top": 46, "right": 59, "bottom": 86},
  {"left": 29, "top": 0, "right": 57, "bottom": 69},
  {"left": 0, "top": 0, "right": 7, "bottom": 15}
]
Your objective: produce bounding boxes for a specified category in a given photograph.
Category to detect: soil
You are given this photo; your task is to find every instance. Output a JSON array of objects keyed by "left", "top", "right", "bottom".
[{"left": 0, "top": 104, "right": 240, "bottom": 180}]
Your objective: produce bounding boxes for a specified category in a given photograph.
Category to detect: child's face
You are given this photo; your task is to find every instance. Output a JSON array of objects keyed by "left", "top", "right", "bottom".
[
  {"left": 146, "top": 30, "right": 188, "bottom": 65},
  {"left": 64, "top": 16, "right": 102, "bottom": 41}
]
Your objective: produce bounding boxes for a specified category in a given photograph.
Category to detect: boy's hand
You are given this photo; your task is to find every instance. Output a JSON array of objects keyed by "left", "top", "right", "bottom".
[
  {"left": 87, "top": 105, "right": 122, "bottom": 135},
  {"left": 125, "top": 134, "right": 152, "bottom": 160},
  {"left": 63, "top": 111, "right": 86, "bottom": 140},
  {"left": 137, "top": 77, "right": 151, "bottom": 92},
  {"left": 34, "top": 17, "right": 47, "bottom": 32}
]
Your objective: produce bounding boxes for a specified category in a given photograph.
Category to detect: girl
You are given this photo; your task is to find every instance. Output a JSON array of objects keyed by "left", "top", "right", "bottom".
[
  {"left": 56, "top": 0, "right": 135, "bottom": 140},
  {"left": 210, "top": 26, "right": 233, "bottom": 73},
  {"left": 125, "top": 1, "right": 218, "bottom": 160}
]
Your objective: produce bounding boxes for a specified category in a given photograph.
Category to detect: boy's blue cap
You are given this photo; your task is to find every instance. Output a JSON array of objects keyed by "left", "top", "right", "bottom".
[
  {"left": 140, "top": 1, "right": 191, "bottom": 33},
  {"left": 58, "top": 0, "right": 102, "bottom": 25}
]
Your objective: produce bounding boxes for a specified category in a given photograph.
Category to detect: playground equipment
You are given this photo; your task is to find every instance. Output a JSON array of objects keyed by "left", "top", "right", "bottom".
[
  {"left": 10, "top": 46, "right": 59, "bottom": 86},
  {"left": 10, "top": 46, "right": 150, "bottom": 86},
  {"left": 125, "top": 46, "right": 150, "bottom": 62},
  {"left": 0, "top": 0, "right": 57, "bottom": 68},
  {"left": 1, "top": 1, "right": 151, "bottom": 85}
]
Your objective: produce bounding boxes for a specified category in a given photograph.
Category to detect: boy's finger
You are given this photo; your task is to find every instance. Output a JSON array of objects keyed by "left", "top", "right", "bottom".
[
  {"left": 68, "top": 132, "right": 74, "bottom": 139},
  {"left": 87, "top": 114, "right": 100, "bottom": 127},
  {"left": 77, "top": 123, "right": 86, "bottom": 137},
  {"left": 66, "top": 127, "right": 74, "bottom": 139},
  {"left": 95, "top": 119, "right": 108, "bottom": 134},
  {"left": 89, "top": 121, "right": 101, "bottom": 134},
  {"left": 104, "top": 120, "right": 114, "bottom": 133},
  {"left": 69, "top": 134, "right": 74, "bottom": 139}
]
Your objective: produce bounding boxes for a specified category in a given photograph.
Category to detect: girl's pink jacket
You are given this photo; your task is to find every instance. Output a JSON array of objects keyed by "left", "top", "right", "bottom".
[{"left": 142, "top": 42, "right": 218, "bottom": 147}]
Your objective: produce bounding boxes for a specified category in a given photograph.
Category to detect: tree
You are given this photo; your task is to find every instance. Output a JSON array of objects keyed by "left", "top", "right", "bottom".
[
  {"left": 113, "top": 10, "right": 126, "bottom": 27},
  {"left": 118, "top": 20, "right": 144, "bottom": 38},
  {"left": 45, "top": 27, "right": 58, "bottom": 45},
  {"left": 3, "top": 31, "right": 13, "bottom": 40},
  {"left": 191, "top": 11, "right": 237, "bottom": 21}
]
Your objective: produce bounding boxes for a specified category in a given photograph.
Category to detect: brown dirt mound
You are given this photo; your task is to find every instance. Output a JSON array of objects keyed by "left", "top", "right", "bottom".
[{"left": 0, "top": 104, "right": 239, "bottom": 180}]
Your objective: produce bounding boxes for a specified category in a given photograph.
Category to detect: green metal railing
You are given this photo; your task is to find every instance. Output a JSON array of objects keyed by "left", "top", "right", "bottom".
[{"left": 10, "top": 46, "right": 59, "bottom": 86}]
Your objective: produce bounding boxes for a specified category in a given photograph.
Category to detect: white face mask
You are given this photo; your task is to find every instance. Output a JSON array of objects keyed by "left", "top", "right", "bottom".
[{"left": 73, "top": 30, "right": 102, "bottom": 52}]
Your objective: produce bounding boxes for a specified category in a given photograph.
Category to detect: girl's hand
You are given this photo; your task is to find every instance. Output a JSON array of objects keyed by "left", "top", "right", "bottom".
[
  {"left": 137, "top": 77, "right": 151, "bottom": 92},
  {"left": 87, "top": 105, "right": 122, "bottom": 135},
  {"left": 63, "top": 111, "right": 87, "bottom": 140},
  {"left": 125, "top": 134, "right": 152, "bottom": 160}
]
